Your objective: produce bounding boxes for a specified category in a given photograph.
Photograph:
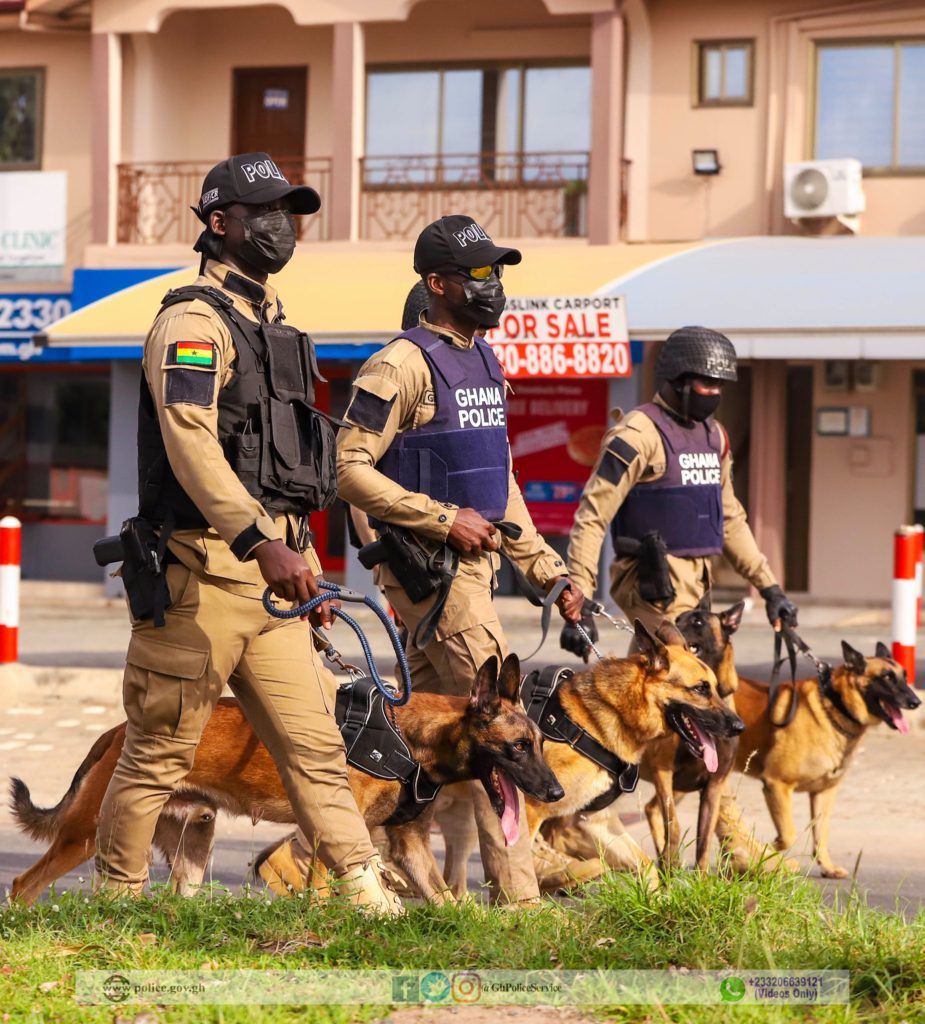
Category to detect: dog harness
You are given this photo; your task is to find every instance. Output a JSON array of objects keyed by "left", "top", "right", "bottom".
[
  {"left": 520, "top": 666, "right": 639, "bottom": 811},
  {"left": 335, "top": 676, "right": 441, "bottom": 825}
]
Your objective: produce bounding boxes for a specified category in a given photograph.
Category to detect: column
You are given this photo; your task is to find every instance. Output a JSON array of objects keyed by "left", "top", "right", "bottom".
[
  {"left": 748, "top": 361, "right": 787, "bottom": 586},
  {"left": 330, "top": 22, "right": 365, "bottom": 241},
  {"left": 588, "top": 4, "right": 625, "bottom": 246},
  {"left": 90, "top": 33, "right": 122, "bottom": 246}
]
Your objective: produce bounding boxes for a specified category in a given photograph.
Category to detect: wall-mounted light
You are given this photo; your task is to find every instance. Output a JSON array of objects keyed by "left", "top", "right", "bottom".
[{"left": 692, "top": 149, "right": 721, "bottom": 175}]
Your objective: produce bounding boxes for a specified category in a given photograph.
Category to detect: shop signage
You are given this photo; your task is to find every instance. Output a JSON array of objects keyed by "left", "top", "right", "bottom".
[
  {"left": 0, "top": 172, "right": 67, "bottom": 276},
  {"left": 485, "top": 295, "right": 630, "bottom": 379},
  {"left": 0, "top": 292, "right": 73, "bottom": 361},
  {"left": 507, "top": 379, "right": 609, "bottom": 534}
]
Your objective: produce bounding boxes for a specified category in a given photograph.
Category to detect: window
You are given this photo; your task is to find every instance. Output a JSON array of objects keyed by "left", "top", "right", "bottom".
[
  {"left": 815, "top": 42, "right": 925, "bottom": 170},
  {"left": 0, "top": 68, "right": 44, "bottom": 170},
  {"left": 695, "top": 41, "right": 754, "bottom": 106},
  {"left": 364, "top": 64, "right": 591, "bottom": 184}
]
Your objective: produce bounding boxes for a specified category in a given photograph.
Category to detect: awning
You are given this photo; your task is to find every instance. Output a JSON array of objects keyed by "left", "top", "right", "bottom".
[
  {"left": 39, "top": 241, "right": 698, "bottom": 353},
  {"left": 602, "top": 236, "right": 925, "bottom": 359}
]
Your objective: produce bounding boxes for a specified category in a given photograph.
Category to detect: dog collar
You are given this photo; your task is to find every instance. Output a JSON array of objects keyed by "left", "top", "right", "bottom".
[{"left": 520, "top": 666, "right": 640, "bottom": 806}]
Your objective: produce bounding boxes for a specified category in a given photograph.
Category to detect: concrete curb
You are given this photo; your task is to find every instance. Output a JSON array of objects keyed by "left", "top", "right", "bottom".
[{"left": 0, "top": 663, "right": 123, "bottom": 704}]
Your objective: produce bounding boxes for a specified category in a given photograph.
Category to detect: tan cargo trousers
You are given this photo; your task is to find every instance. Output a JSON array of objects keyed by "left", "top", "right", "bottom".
[{"left": 95, "top": 561, "right": 378, "bottom": 892}]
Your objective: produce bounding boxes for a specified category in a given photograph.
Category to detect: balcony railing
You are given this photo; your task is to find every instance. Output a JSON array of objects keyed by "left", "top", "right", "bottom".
[
  {"left": 359, "top": 151, "right": 590, "bottom": 240},
  {"left": 116, "top": 158, "right": 333, "bottom": 245}
]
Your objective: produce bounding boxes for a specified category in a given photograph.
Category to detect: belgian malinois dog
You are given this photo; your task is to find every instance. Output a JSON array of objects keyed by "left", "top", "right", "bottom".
[
  {"left": 451, "top": 619, "right": 745, "bottom": 885},
  {"left": 734, "top": 640, "right": 920, "bottom": 878},
  {"left": 9, "top": 654, "right": 563, "bottom": 906},
  {"left": 639, "top": 596, "right": 745, "bottom": 870}
]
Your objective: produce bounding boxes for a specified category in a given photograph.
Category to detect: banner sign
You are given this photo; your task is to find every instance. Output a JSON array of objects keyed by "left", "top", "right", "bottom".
[
  {"left": 507, "top": 379, "right": 608, "bottom": 534},
  {"left": 0, "top": 293, "right": 73, "bottom": 362},
  {"left": 486, "top": 295, "right": 629, "bottom": 379},
  {"left": 0, "top": 172, "right": 67, "bottom": 274}
]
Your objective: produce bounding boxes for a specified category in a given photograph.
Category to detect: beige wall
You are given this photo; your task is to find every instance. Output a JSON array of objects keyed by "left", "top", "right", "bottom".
[
  {"left": 808, "top": 360, "right": 921, "bottom": 602},
  {"left": 641, "top": 0, "right": 925, "bottom": 242},
  {"left": 0, "top": 30, "right": 92, "bottom": 278},
  {"left": 121, "top": 7, "right": 334, "bottom": 162}
]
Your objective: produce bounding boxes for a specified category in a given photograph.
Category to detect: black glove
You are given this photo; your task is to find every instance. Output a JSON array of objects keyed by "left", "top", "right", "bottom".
[
  {"left": 760, "top": 584, "right": 798, "bottom": 628},
  {"left": 560, "top": 599, "right": 598, "bottom": 662}
]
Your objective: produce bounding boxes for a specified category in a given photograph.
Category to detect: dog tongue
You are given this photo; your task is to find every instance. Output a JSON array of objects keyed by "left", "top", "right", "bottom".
[
  {"left": 690, "top": 720, "right": 719, "bottom": 773},
  {"left": 498, "top": 769, "right": 520, "bottom": 847},
  {"left": 885, "top": 702, "right": 910, "bottom": 734}
]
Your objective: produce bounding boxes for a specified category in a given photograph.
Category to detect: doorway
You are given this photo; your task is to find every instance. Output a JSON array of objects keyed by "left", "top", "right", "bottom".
[
  {"left": 233, "top": 67, "right": 307, "bottom": 158},
  {"left": 784, "top": 366, "right": 812, "bottom": 591}
]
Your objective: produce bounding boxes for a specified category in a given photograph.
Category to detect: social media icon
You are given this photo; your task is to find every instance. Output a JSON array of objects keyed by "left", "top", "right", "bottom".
[
  {"left": 391, "top": 975, "right": 420, "bottom": 1002},
  {"left": 720, "top": 977, "right": 746, "bottom": 1002},
  {"left": 420, "top": 972, "right": 451, "bottom": 1003},
  {"left": 452, "top": 972, "right": 482, "bottom": 1003}
]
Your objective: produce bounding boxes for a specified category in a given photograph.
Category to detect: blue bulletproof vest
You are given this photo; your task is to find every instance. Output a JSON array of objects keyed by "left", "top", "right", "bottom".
[
  {"left": 375, "top": 327, "right": 510, "bottom": 521},
  {"left": 612, "top": 401, "right": 724, "bottom": 558}
]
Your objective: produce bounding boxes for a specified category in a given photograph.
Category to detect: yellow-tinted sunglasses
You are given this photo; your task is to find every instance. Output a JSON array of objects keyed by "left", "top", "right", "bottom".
[{"left": 458, "top": 264, "right": 503, "bottom": 281}]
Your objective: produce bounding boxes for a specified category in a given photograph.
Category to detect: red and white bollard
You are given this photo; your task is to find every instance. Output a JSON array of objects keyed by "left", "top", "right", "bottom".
[
  {"left": 892, "top": 525, "right": 921, "bottom": 686},
  {"left": 0, "top": 516, "right": 21, "bottom": 664},
  {"left": 914, "top": 524, "right": 924, "bottom": 628}
]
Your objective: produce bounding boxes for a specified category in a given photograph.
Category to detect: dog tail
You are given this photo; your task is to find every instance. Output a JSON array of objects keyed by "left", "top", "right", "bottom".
[{"left": 8, "top": 724, "right": 121, "bottom": 841}]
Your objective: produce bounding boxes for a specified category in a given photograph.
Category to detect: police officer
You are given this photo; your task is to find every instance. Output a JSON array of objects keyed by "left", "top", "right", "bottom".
[
  {"left": 94, "top": 153, "right": 401, "bottom": 915},
  {"left": 556, "top": 325, "right": 798, "bottom": 863},
  {"left": 263, "top": 216, "right": 584, "bottom": 906}
]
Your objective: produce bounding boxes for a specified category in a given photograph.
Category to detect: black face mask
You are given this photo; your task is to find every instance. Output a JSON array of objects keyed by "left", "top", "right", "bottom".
[
  {"left": 675, "top": 381, "right": 721, "bottom": 422},
  {"left": 231, "top": 209, "right": 297, "bottom": 274},
  {"left": 460, "top": 276, "right": 506, "bottom": 329}
]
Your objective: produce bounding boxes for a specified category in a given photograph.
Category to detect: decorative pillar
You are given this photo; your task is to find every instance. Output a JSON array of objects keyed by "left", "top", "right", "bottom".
[
  {"left": 748, "top": 361, "right": 788, "bottom": 586},
  {"left": 330, "top": 22, "right": 365, "bottom": 241},
  {"left": 588, "top": 4, "right": 625, "bottom": 245},
  {"left": 91, "top": 33, "right": 122, "bottom": 246}
]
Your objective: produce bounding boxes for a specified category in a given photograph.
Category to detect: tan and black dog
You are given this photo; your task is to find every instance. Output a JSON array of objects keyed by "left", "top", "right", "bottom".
[
  {"left": 456, "top": 619, "right": 745, "bottom": 886},
  {"left": 735, "top": 641, "right": 920, "bottom": 878},
  {"left": 9, "top": 654, "right": 563, "bottom": 906},
  {"left": 639, "top": 596, "right": 745, "bottom": 871}
]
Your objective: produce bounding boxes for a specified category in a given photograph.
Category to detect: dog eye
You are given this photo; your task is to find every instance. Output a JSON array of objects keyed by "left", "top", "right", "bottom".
[
  {"left": 511, "top": 740, "right": 530, "bottom": 754},
  {"left": 884, "top": 672, "right": 895, "bottom": 684},
  {"left": 694, "top": 681, "right": 711, "bottom": 695}
]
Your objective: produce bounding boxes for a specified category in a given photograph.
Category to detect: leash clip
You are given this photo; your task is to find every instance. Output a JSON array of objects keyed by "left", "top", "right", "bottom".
[{"left": 588, "top": 601, "right": 635, "bottom": 635}]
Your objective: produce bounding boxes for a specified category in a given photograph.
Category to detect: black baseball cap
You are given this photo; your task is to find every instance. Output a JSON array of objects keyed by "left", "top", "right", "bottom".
[
  {"left": 192, "top": 152, "right": 321, "bottom": 224},
  {"left": 413, "top": 215, "right": 522, "bottom": 274}
]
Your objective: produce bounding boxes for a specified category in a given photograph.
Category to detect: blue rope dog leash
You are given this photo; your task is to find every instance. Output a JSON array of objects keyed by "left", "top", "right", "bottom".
[{"left": 262, "top": 581, "right": 411, "bottom": 706}]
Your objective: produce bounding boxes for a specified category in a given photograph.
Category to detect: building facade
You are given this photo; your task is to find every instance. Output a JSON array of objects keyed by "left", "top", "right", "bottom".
[{"left": 1, "top": 0, "right": 924, "bottom": 601}]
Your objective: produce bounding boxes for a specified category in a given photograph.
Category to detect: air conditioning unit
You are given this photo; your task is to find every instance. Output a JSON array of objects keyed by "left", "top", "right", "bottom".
[{"left": 784, "top": 159, "right": 865, "bottom": 219}]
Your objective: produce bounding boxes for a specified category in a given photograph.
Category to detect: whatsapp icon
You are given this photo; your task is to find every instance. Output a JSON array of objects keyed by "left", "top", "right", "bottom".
[{"left": 720, "top": 976, "right": 746, "bottom": 1002}]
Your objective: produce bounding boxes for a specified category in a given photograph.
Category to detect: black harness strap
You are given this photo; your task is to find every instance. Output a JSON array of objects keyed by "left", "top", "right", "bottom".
[
  {"left": 521, "top": 666, "right": 639, "bottom": 811},
  {"left": 411, "top": 542, "right": 459, "bottom": 650},
  {"left": 335, "top": 677, "right": 441, "bottom": 825}
]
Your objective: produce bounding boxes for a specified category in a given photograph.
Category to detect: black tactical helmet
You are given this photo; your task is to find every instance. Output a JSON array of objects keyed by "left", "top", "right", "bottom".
[
  {"left": 655, "top": 326, "right": 738, "bottom": 383},
  {"left": 401, "top": 280, "right": 429, "bottom": 332}
]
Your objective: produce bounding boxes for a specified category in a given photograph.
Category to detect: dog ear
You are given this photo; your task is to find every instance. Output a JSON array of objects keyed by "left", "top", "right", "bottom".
[
  {"left": 469, "top": 655, "right": 501, "bottom": 715},
  {"left": 497, "top": 653, "right": 522, "bottom": 703},
  {"left": 840, "top": 641, "right": 866, "bottom": 675},
  {"left": 635, "top": 619, "right": 669, "bottom": 674},
  {"left": 655, "top": 620, "right": 688, "bottom": 650},
  {"left": 695, "top": 590, "right": 712, "bottom": 613},
  {"left": 875, "top": 641, "right": 892, "bottom": 661},
  {"left": 720, "top": 600, "right": 746, "bottom": 637}
]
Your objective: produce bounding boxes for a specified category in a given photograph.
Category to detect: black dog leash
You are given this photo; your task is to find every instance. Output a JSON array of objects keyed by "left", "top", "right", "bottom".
[
  {"left": 768, "top": 624, "right": 861, "bottom": 733},
  {"left": 492, "top": 520, "right": 573, "bottom": 661}
]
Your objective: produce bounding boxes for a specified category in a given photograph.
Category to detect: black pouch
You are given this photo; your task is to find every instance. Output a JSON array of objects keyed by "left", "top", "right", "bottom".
[
  {"left": 636, "top": 530, "right": 676, "bottom": 605},
  {"left": 225, "top": 421, "right": 261, "bottom": 493}
]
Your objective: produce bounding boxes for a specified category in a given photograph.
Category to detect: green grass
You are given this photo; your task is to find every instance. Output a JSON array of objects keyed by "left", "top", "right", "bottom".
[{"left": 1, "top": 868, "right": 922, "bottom": 1024}]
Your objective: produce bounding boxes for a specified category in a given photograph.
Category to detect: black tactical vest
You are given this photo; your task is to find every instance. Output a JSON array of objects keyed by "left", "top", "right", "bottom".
[{"left": 137, "top": 284, "right": 338, "bottom": 529}]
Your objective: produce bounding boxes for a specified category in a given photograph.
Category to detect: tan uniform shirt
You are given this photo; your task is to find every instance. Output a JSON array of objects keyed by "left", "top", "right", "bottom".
[
  {"left": 567, "top": 396, "right": 777, "bottom": 599},
  {"left": 337, "top": 316, "right": 567, "bottom": 592},
  {"left": 143, "top": 259, "right": 321, "bottom": 595}
]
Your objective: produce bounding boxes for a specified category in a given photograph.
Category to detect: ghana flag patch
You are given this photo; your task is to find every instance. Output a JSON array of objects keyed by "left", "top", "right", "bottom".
[{"left": 168, "top": 340, "right": 216, "bottom": 369}]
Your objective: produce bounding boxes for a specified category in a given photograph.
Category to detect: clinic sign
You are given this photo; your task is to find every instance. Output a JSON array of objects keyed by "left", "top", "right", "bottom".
[
  {"left": 485, "top": 295, "right": 629, "bottom": 379},
  {"left": 0, "top": 172, "right": 67, "bottom": 279}
]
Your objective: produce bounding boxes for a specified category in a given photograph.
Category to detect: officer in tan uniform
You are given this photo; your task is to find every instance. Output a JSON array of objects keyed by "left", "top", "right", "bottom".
[
  {"left": 94, "top": 153, "right": 401, "bottom": 914},
  {"left": 556, "top": 325, "right": 797, "bottom": 865},
  {"left": 259, "top": 217, "right": 586, "bottom": 905}
]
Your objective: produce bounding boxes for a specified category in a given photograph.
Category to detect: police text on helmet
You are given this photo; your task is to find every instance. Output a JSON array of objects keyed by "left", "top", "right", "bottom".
[
  {"left": 241, "top": 159, "right": 286, "bottom": 185},
  {"left": 452, "top": 223, "right": 491, "bottom": 248}
]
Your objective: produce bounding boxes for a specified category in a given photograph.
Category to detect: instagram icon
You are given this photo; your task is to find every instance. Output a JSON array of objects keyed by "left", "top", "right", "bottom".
[{"left": 452, "top": 972, "right": 482, "bottom": 1003}]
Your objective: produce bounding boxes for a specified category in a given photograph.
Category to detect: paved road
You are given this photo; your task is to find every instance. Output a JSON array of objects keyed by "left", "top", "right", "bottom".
[{"left": 3, "top": 596, "right": 923, "bottom": 914}]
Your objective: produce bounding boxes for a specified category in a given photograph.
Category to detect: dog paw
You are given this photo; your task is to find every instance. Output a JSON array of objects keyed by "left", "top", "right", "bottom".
[{"left": 820, "top": 865, "right": 849, "bottom": 880}]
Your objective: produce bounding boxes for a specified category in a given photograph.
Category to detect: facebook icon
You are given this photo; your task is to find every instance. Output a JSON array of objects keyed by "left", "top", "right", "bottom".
[{"left": 392, "top": 975, "right": 420, "bottom": 1002}]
